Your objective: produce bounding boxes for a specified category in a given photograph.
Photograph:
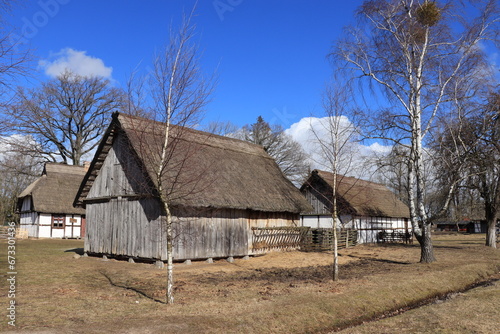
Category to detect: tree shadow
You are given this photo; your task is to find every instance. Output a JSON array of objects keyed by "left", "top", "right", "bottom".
[
  {"left": 99, "top": 270, "right": 166, "bottom": 304},
  {"left": 432, "top": 245, "right": 467, "bottom": 250},
  {"left": 345, "top": 254, "right": 412, "bottom": 265}
]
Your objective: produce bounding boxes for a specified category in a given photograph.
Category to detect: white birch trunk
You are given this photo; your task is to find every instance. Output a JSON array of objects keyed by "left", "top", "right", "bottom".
[{"left": 332, "top": 171, "right": 339, "bottom": 281}]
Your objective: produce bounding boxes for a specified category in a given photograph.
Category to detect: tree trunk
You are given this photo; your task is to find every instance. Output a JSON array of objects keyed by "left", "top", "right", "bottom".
[
  {"left": 332, "top": 172, "right": 339, "bottom": 281},
  {"left": 484, "top": 188, "right": 499, "bottom": 248},
  {"left": 163, "top": 201, "right": 174, "bottom": 304},
  {"left": 332, "top": 216, "right": 339, "bottom": 281},
  {"left": 418, "top": 222, "right": 436, "bottom": 263},
  {"left": 485, "top": 219, "right": 497, "bottom": 248}
]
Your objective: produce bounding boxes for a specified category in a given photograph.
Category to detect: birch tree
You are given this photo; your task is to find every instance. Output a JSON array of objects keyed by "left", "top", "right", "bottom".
[
  {"left": 310, "top": 82, "right": 362, "bottom": 281},
  {"left": 127, "top": 10, "right": 215, "bottom": 304},
  {"left": 332, "top": 0, "right": 499, "bottom": 262}
]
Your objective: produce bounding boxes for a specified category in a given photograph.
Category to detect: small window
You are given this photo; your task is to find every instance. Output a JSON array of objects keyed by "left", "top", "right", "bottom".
[{"left": 52, "top": 215, "right": 65, "bottom": 229}]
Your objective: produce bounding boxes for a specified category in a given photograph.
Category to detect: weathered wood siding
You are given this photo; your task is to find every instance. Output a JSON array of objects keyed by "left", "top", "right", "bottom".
[
  {"left": 84, "top": 134, "right": 299, "bottom": 260},
  {"left": 87, "top": 133, "right": 150, "bottom": 199},
  {"left": 85, "top": 197, "right": 165, "bottom": 258},
  {"left": 86, "top": 201, "right": 299, "bottom": 260},
  {"left": 301, "top": 186, "right": 331, "bottom": 215}
]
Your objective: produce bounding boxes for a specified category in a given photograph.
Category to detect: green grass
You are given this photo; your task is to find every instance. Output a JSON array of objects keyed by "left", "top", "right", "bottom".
[{"left": 0, "top": 235, "right": 498, "bottom": 333}]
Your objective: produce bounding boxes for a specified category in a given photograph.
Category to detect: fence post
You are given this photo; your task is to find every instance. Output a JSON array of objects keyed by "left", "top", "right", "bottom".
[{"left": 345, "top": 230, "right": 349, "bottom": 248}]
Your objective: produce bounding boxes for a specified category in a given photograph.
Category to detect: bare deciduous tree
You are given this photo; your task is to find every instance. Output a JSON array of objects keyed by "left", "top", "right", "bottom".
[
  {"left": 203, "top": 120, "right": 239, "bottom": 137},
  {"left": 0, "top": 144, "right": 40, "bottom": 224},
  {"left": 6, "top": 70, "right": 125, "bottom": 166},
  {"left": 434, "top": 92, "right": 500, "bottom": 247},
  {"left": 126, "top": 9, "right": 215, "bottom": 304},
  {"left": 238, "top": 116, "right": 310, "bottom": 185},
  {"left": 0, "top": 1, "right": 32, "bottom": 109},
  {"left": 332, "top": 0, "right": 499, "bottom": 262},
  {"left": 309, "top": 82, "right": 363, "bottom": 281}
]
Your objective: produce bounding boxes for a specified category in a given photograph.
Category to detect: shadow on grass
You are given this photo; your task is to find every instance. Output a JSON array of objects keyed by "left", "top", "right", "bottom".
[
  {"left": 99, "top": 270, "right": 166, "bottom": 304},
  {"left": 432, "top": 245, "right": 467, "bottom": 250},
  {"left": 345, "top": 255, "right": 412, "bottom": 265},
  {"left": 64, "top": 248, "right": 84, "bottom": 255}
]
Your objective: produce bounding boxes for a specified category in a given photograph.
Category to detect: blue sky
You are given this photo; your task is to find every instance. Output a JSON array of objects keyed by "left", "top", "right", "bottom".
[{"left": 7, "top": 0, "right": 363, "bottom": 129}]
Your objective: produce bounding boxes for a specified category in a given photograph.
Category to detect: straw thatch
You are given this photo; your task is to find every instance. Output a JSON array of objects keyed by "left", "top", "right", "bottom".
[
  {"left": 18, "top": 163, "right": 86, "bottom": 215},
  {"left": 75, "top": 112, "right": 311, "bottom": 214},
  {"left": 301, "top": 170, "right": 409, "bottom": 218}
]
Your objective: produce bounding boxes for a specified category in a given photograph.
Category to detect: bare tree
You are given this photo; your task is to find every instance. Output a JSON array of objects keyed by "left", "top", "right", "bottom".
[
  {"left": 0, "top": 0, "right": 33, "bottom": 136},
  {"left": 0, "top": 145, "right": 40, "bottom": 225},
  {"left": 5, "top": 70, "right": 125, "bottom": 165},
  {"left": 332, "top": 0, "right": 499, "bottom": 262},
  {"left": 0, "top": 1, "right": 33, "bottom": 112},
  {"left": 309, "top": 82, "right": 363, "bottom": 281},
  {"left": 238, "top": 116, "right": 310, "bottom": 185},
  {"left": 374, "top": 144, "right": 410, "bottom": 205},
  {"left": 203, "top": 120, "right": 239, "bottom": 136},
  {"left": 434, "top": 92, "right": 500, "bottom": 247},
  {"left": 474, "top": 93, "right": 500, "bottom": 247},
  {"left": 126, "top": 10, "right": 215, "bottom": 304}
]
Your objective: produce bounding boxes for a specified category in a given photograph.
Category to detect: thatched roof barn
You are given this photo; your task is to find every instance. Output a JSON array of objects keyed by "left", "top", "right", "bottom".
[
  {"left": 300, "top": 170, "right": 410, "bottom": 243},
  {"left": 75, "top": 112, "right": 312, "bottom": 261},
  {"left": 17, "top": 163, "right": 86, "bottom": 238}
]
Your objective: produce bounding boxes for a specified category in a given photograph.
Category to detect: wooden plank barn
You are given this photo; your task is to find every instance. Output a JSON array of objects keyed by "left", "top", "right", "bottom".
[
  {"left": 74, "top": 112, "right": 312, "bottom": 261},
  {"left": 17, "top": 163, "right": 86, "bottom": 238},
  {"left": 300, "top": 170, "right": 410, "bottom": 243}
]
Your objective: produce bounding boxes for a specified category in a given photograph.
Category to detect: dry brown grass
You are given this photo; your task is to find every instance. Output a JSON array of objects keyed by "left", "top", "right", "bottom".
[
  {"left": 0, "top": 234, "right": 498, "bottom": 333},
  {"left": 337, "top": 279, "right": 500, "bottom": 334}
]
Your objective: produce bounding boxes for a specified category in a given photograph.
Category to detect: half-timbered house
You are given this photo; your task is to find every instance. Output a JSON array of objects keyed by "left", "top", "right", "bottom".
[
  {"left": 74, "top": 113, "right": 312, "bottom": 261},
  {"left": 17, "top": 163, "right": 86, "bottom": 238},
  {"left": 300, "top": 170, "right": 410, "bottom": 243}
]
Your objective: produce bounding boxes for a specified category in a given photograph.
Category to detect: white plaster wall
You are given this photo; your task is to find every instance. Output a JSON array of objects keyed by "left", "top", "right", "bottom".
[
  {"left": 38, "top": 214, "right": 53, "bottom": 238},
  {"left": 64, "top": 216, "right": 83, "bottom": 238},
  {"left": 301, "top": 215, "right": 342, "bottom": 229}
]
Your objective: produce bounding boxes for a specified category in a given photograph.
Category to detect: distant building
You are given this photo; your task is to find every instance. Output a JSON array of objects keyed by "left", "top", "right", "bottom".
[
  {"left": 300, "top": 170, "right": 411, "bottom": 243},
  {"left": 17, "top": 163, "right": 86, "bottom": 238}
]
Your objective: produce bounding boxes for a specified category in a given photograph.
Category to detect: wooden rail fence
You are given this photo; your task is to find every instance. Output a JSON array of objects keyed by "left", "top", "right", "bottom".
[{"left": 251, "top": 227, "right": 358, "bottom": 252}]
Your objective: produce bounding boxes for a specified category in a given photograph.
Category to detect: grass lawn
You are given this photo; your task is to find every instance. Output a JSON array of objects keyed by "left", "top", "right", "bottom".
[{"left": 0, "top": 234, "right": 498, "bottom": 333}]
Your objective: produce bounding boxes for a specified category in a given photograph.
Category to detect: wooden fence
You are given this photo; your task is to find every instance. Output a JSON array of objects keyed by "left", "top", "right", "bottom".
[
  {"left": 377, "top": 229, "right": 413, "bottom": 244},
  {"left": 251, "top": 227, "right": 309, "bottom": 252},
  {"left": 300, "top": 228, "right": 358, "bottom": 252},
  {"left": 251, "top": 227, "right": 358, "bottom": 253}
]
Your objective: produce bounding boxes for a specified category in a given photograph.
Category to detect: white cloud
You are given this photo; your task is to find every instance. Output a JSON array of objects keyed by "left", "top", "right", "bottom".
[
  {"left": 39, "top": 48, "right": 113, "bottom": 78},
  {"left": 285, "top": 116, "right": 393, "bottom": 179}
]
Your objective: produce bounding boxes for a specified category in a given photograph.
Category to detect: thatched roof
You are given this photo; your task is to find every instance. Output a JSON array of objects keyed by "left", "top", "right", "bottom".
[
  {"left": 17, "top": 163, "right": 86, "bottom": 215},
  {"left": 75, "top": 112, "right": 312, "bottom": 214},
  {"left": 301, "top": 170, "right": 409, "bottom": 218}
]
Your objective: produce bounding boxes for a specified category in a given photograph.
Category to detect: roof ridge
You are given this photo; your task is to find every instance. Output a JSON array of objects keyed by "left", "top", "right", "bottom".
[{"left": 117, "top": 112, "right": 270, "bottom": 158}]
